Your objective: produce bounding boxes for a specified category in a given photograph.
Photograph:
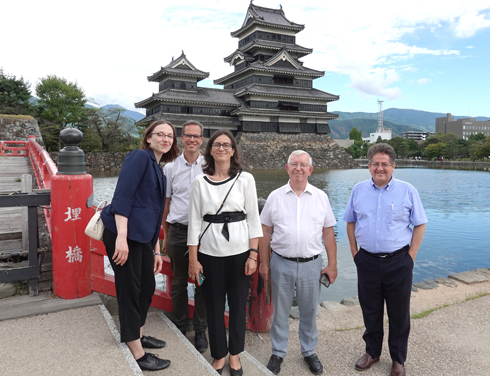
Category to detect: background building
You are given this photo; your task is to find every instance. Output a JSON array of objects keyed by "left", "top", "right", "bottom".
[
  {"left": 402, "top": 131, "right": 434, "bottom": 141},
  {"left": 436, "top": 113, "right": 490, "bottom": 140}
]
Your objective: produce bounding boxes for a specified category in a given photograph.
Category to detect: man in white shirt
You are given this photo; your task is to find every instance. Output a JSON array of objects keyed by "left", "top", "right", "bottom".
[
  {"left": 162, "top": 120, "right": 208, "bottom": 353},
  {"left": 259, "top": 150, "right": 338, "bottom": 375}
]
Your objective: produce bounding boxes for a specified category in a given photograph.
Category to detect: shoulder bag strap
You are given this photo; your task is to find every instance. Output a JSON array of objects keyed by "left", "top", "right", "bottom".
[{"left": 199, "top": 170, "right": 242, "bottom": 242}]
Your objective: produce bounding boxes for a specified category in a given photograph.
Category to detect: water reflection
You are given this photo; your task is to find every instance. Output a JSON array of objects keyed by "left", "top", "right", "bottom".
[{"left": 93, "top": 167, "right": 490, "bottom": 302}]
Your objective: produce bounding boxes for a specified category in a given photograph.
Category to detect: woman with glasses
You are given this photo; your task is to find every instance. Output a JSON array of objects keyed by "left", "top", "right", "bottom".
[
  {"left": 187, "top": 130, "right": 262, "bottom": 376},
  {"left": 101, "top": 120, "right": 179, "bottom": 371}
]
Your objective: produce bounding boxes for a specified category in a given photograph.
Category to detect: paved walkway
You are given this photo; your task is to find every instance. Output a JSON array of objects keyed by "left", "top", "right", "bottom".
[{"left": 1, "top": 291, "right": 489, "bottom": 375}]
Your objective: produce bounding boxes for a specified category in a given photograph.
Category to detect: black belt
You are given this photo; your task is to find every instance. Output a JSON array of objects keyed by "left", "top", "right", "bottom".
[
  {"left": 273, "top": 251, "right": 319, "bottom": 263},
  {"left": 203, "top": 211, "right": 246, "bottom": 241},
  {"left": 361, "top": 245, "right": 409, "bottom": 259},
  {"left": 170, "top": 222, "right": 188, "bottom": 230}
]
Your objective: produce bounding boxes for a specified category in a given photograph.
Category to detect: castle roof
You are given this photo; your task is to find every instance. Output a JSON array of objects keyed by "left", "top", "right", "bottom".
[
  {"left": 135, "top": 87, "right": 240, "bottom": 108},
  {"left": 234, "top": 84, "right": 339, "bottom": 102},
  {"left": 231, "top": 4, "right": 304, "bottom": 38},
  {"left": 224, "top": 40, "right": 312, "bottom": 63},
  {"left": 147, "top": 51, "right": 209, "bottom": 82},
  {"left": 214, "top": 59, "right": 324, "bottom": 85}
]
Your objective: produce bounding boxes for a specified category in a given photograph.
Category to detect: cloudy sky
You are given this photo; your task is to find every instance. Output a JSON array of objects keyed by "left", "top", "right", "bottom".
[{"left": 3, "top": 0, "right": 490, "bottom": 116}]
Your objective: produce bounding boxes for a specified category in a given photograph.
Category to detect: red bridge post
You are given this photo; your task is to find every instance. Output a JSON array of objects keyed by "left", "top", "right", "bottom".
[
  {"left": 51, "top": 128, "right": 93, "bottom": 299},
  {"left": 247, "top": 198, "right": 273, "bottom": 332}
]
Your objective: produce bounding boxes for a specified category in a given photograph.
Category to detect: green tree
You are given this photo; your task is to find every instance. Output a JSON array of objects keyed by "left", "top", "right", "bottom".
[
  {"left": 36, "top": 75, "right": 86, "bottom": 151},
  {"left": 468, "top": 136, "right": 490, "bottom": 161},
  {"left": 349, "top": 127, "right": 363, "bottom": 142},
  {"left": 91, "top": 107, "right": 138, "bottom": 152},
  {"left": 468, "top": 132, "right": 486, "bottom": 142},
  {"left": 0, "top": 68, "right": 34, "bottom": 115},
  {"left": 424, "top": 142, "right": 448, "bottom": 160}
]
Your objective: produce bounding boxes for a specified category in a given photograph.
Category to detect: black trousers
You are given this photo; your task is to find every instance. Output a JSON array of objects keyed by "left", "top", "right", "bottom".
[
  {"left": 103, "top": 228, "right": 156, "bottom": 343},
  {"left": 355, "top": 247, "right": 413, "bottom": 364},
  {"left": 198, "top": 251, "right": 251, "bottom": 359},
  {"left": 167, "top": 224, "right": 207, "bottom": 332}
]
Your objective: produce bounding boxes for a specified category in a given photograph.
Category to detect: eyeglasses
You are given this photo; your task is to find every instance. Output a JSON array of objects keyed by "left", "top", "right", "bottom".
[
  {"left": 370, "top": 162, "right": 393, "bottom": 168},
  {"left": 288, "top": 162, "right": 310, "bottom": 169},
  {"left": 211, "top": 142, "right": 232, "bottom": 150},
  {"left": 151, "top": 132, "right": 174, "bottom": 140},
  {"left": 182, "top": 134, "right": 202, "bottom": 140}
]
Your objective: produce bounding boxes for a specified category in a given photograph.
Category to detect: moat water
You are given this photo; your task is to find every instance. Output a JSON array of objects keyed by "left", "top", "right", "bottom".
[{"left": 93, "top": 166, "right": 490, "bottom": 303}]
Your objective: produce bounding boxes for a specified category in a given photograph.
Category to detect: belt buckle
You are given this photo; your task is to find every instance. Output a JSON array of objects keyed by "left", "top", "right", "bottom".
[{"left": 378, "top": 254, "right": 388, "bottom": 259}]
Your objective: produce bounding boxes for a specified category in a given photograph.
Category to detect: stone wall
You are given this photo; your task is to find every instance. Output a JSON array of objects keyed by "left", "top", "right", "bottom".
[
  {"left": 0, "top": 115, "right": 44, "bottom": 144},
  {"left": 237, "top": 132, "right": 359, "bottom": 169},
  {"left": 50, "top": 132, "right": 359, "bottom": 171}
]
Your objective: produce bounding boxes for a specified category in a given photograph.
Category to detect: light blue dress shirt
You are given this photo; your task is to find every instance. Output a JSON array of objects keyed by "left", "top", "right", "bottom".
[{"left": 343, "top": 177, "right": 427, "bottom": 253}]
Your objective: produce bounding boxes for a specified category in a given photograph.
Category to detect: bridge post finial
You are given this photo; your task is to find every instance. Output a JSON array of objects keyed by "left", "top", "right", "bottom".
[{"left": 57, "top": 128, "right": 86, "bottom": 175}]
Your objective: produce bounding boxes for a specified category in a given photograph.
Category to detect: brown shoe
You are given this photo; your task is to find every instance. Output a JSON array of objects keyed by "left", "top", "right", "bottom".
[
  {"left": 355, "top": 353, "right": 380, "bottom": 371},
  {"left": 391, "top": 361, "right": 405, "bottom": 376}
]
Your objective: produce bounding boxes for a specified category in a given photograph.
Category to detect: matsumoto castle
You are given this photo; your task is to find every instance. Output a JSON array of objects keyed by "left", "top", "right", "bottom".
[{"left": 135, "top": 2, "right": 340, "bottom": 138}]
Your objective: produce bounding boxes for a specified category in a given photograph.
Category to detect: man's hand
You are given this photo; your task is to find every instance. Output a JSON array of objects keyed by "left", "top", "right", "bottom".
[
  {"left": 259, "top": 262, "right": 270, "bottom": 281},
  {"left": 321, "top": 264, "right": 338, "bottom": 284}
]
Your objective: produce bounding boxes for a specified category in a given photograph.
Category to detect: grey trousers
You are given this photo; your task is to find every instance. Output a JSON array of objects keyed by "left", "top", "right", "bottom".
[
  {"left": 167, "top": 224, "right": 207, "bottom": 332},
  {"left": 270, "top": 252, "right": 322, "bottom": 358}
]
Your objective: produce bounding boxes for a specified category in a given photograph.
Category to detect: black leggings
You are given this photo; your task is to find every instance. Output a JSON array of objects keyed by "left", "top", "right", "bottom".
[{"left": 103, "top": 228, "right": 155, "bottom": 343}]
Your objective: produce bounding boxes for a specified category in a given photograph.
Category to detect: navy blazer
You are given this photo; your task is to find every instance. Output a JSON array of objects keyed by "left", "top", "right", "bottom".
[{"left": 101, "top": 148, "right": 166, "bottom": 247}]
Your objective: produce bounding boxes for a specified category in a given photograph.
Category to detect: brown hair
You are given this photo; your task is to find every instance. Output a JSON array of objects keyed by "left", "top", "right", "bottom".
[
  {"left": 140, "top": 120, "right": 179, "bottom": 163},
  {"left": 367, "top": 143, "right": 396, "bottom": 164},
  {"left": 203, "top": 129, "right": 242, "bottom": 177}
]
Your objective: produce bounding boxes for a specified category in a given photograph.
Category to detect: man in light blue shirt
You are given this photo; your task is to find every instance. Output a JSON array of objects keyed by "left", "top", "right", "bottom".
[{"left": 343, "top": 143, "right": 427, "bottom": 376}]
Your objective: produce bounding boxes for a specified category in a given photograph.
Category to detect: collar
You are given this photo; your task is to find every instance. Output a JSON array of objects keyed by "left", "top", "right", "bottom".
[
  {"left": 370, "top": 176, "right": 396, "bottom": 191},
  {"left": 180, "top": 152, "right": 203, "bottom": 166},
  {"left": 285, "top": 181, "right": 313, "bottom": 195}
]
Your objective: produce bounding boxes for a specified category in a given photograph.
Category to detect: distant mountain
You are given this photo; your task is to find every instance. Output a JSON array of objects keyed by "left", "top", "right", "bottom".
[
  {"left": 102, "top": 104, "right": 145, "bottom": 122},
  {"left": 331, "top": 108, "right": 490, "bottom": 138},
  {"left": 329, "top": 119, "right": 414, "bottom": 139}
]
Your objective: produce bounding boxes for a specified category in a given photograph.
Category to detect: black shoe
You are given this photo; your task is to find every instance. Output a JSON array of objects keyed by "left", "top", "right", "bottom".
[
  {"left": 304, "top": 353, "right": 323, "bottom": 375},
  {"left": 194, "top": 331, "right": 208, "bottom": 353},
  {"left": 267, "top": 354, "right": 283, "bottom": 375},
  {"left": 230, "top": 358, "right": 243, "bottom": 376},
  {"left": 136, "top": 353, "right": 170, "bottom": 371},
  {"left": 141, "top": 335, "right": 166, "bottom": 349}
]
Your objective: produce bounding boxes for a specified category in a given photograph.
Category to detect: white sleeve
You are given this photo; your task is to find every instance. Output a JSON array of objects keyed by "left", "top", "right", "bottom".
[
  {"left": 243, "top": 174, "right": 263, "bottom": 239},
  {"left": 187, "top": 177, "right": 202, "bottom": 246}
]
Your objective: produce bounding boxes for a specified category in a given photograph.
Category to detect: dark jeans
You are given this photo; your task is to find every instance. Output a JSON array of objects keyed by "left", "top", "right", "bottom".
[
  {"left": 167, "top": 224, "right": 207, "bottom": 332},
  {"left": 355, "top": 248, "right": 414, "bottom": 364},
  {"left": 103, "top": 228, "right": 155, "bottom": 343},
  {"left": 199, "top": 251, "right": 251, "bottom": 359}
]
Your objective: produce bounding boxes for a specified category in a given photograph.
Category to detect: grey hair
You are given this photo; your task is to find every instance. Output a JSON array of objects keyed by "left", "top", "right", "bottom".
[
  {"left": 367, "top": 143, "right": 396, "bottom": 164},
  {"left": 287, "top": 150, "right": 313, "bottom": 166},
  {"left": 182, "top": 120, "right": 203, "bottom": 134}
]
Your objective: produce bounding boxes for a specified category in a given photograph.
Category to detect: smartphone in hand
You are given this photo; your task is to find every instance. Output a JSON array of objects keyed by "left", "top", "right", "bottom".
[
  {"left": 320, "top": 273, "right": 330, "bottom": 288},
  {"left": 197, "top": 272, "right": 205, "bottom": 286}
]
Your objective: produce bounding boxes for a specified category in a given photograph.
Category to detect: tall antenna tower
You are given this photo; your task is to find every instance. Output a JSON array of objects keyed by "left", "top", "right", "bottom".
[{"left": 377, "top": 100, "right": 385, "bottom": 133}]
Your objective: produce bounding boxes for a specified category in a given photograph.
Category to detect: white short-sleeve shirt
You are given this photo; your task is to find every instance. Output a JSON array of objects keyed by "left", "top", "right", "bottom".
[{"left": 260, "top": 181, "right": 337, "bottom": 258}]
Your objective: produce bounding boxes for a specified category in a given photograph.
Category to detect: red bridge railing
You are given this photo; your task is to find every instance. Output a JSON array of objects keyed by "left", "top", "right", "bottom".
[{"left": 0, "top": 140, "right": 28, "bottom": 156}]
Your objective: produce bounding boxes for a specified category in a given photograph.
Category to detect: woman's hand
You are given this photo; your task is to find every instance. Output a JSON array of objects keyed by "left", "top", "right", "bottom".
[
  {"left": 188, "top": 259, "right": 203, "bottom": 284},
  {"left": 245, "top": 256, "right": 257, "bottom": 276},
  {"left": 113, "top": 235, "right": 129, "bottom": 266},
  {"left": 153, "top": 243, "right": 163, "bottom": 275}
]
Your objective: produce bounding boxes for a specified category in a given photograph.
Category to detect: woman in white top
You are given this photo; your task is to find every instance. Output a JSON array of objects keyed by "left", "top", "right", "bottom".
[{"left": 188, "top": 130, "right": 263, "bottom": 376}]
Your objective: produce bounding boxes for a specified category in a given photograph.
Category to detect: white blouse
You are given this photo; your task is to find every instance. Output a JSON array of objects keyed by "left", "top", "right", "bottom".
[{"left": 187, "top": 171, "right": 263, "bottom": 257}]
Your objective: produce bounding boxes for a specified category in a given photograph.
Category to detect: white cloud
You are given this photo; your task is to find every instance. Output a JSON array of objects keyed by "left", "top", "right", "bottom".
[
  {"left": 417, "top": 78, "right": 432, "bottom": 85},
  {"left": 453, "top": 11, "right": 490, "bottom": 38},
  {"left": 2, "top": 0, "right": 489, "bottom": 111}
]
